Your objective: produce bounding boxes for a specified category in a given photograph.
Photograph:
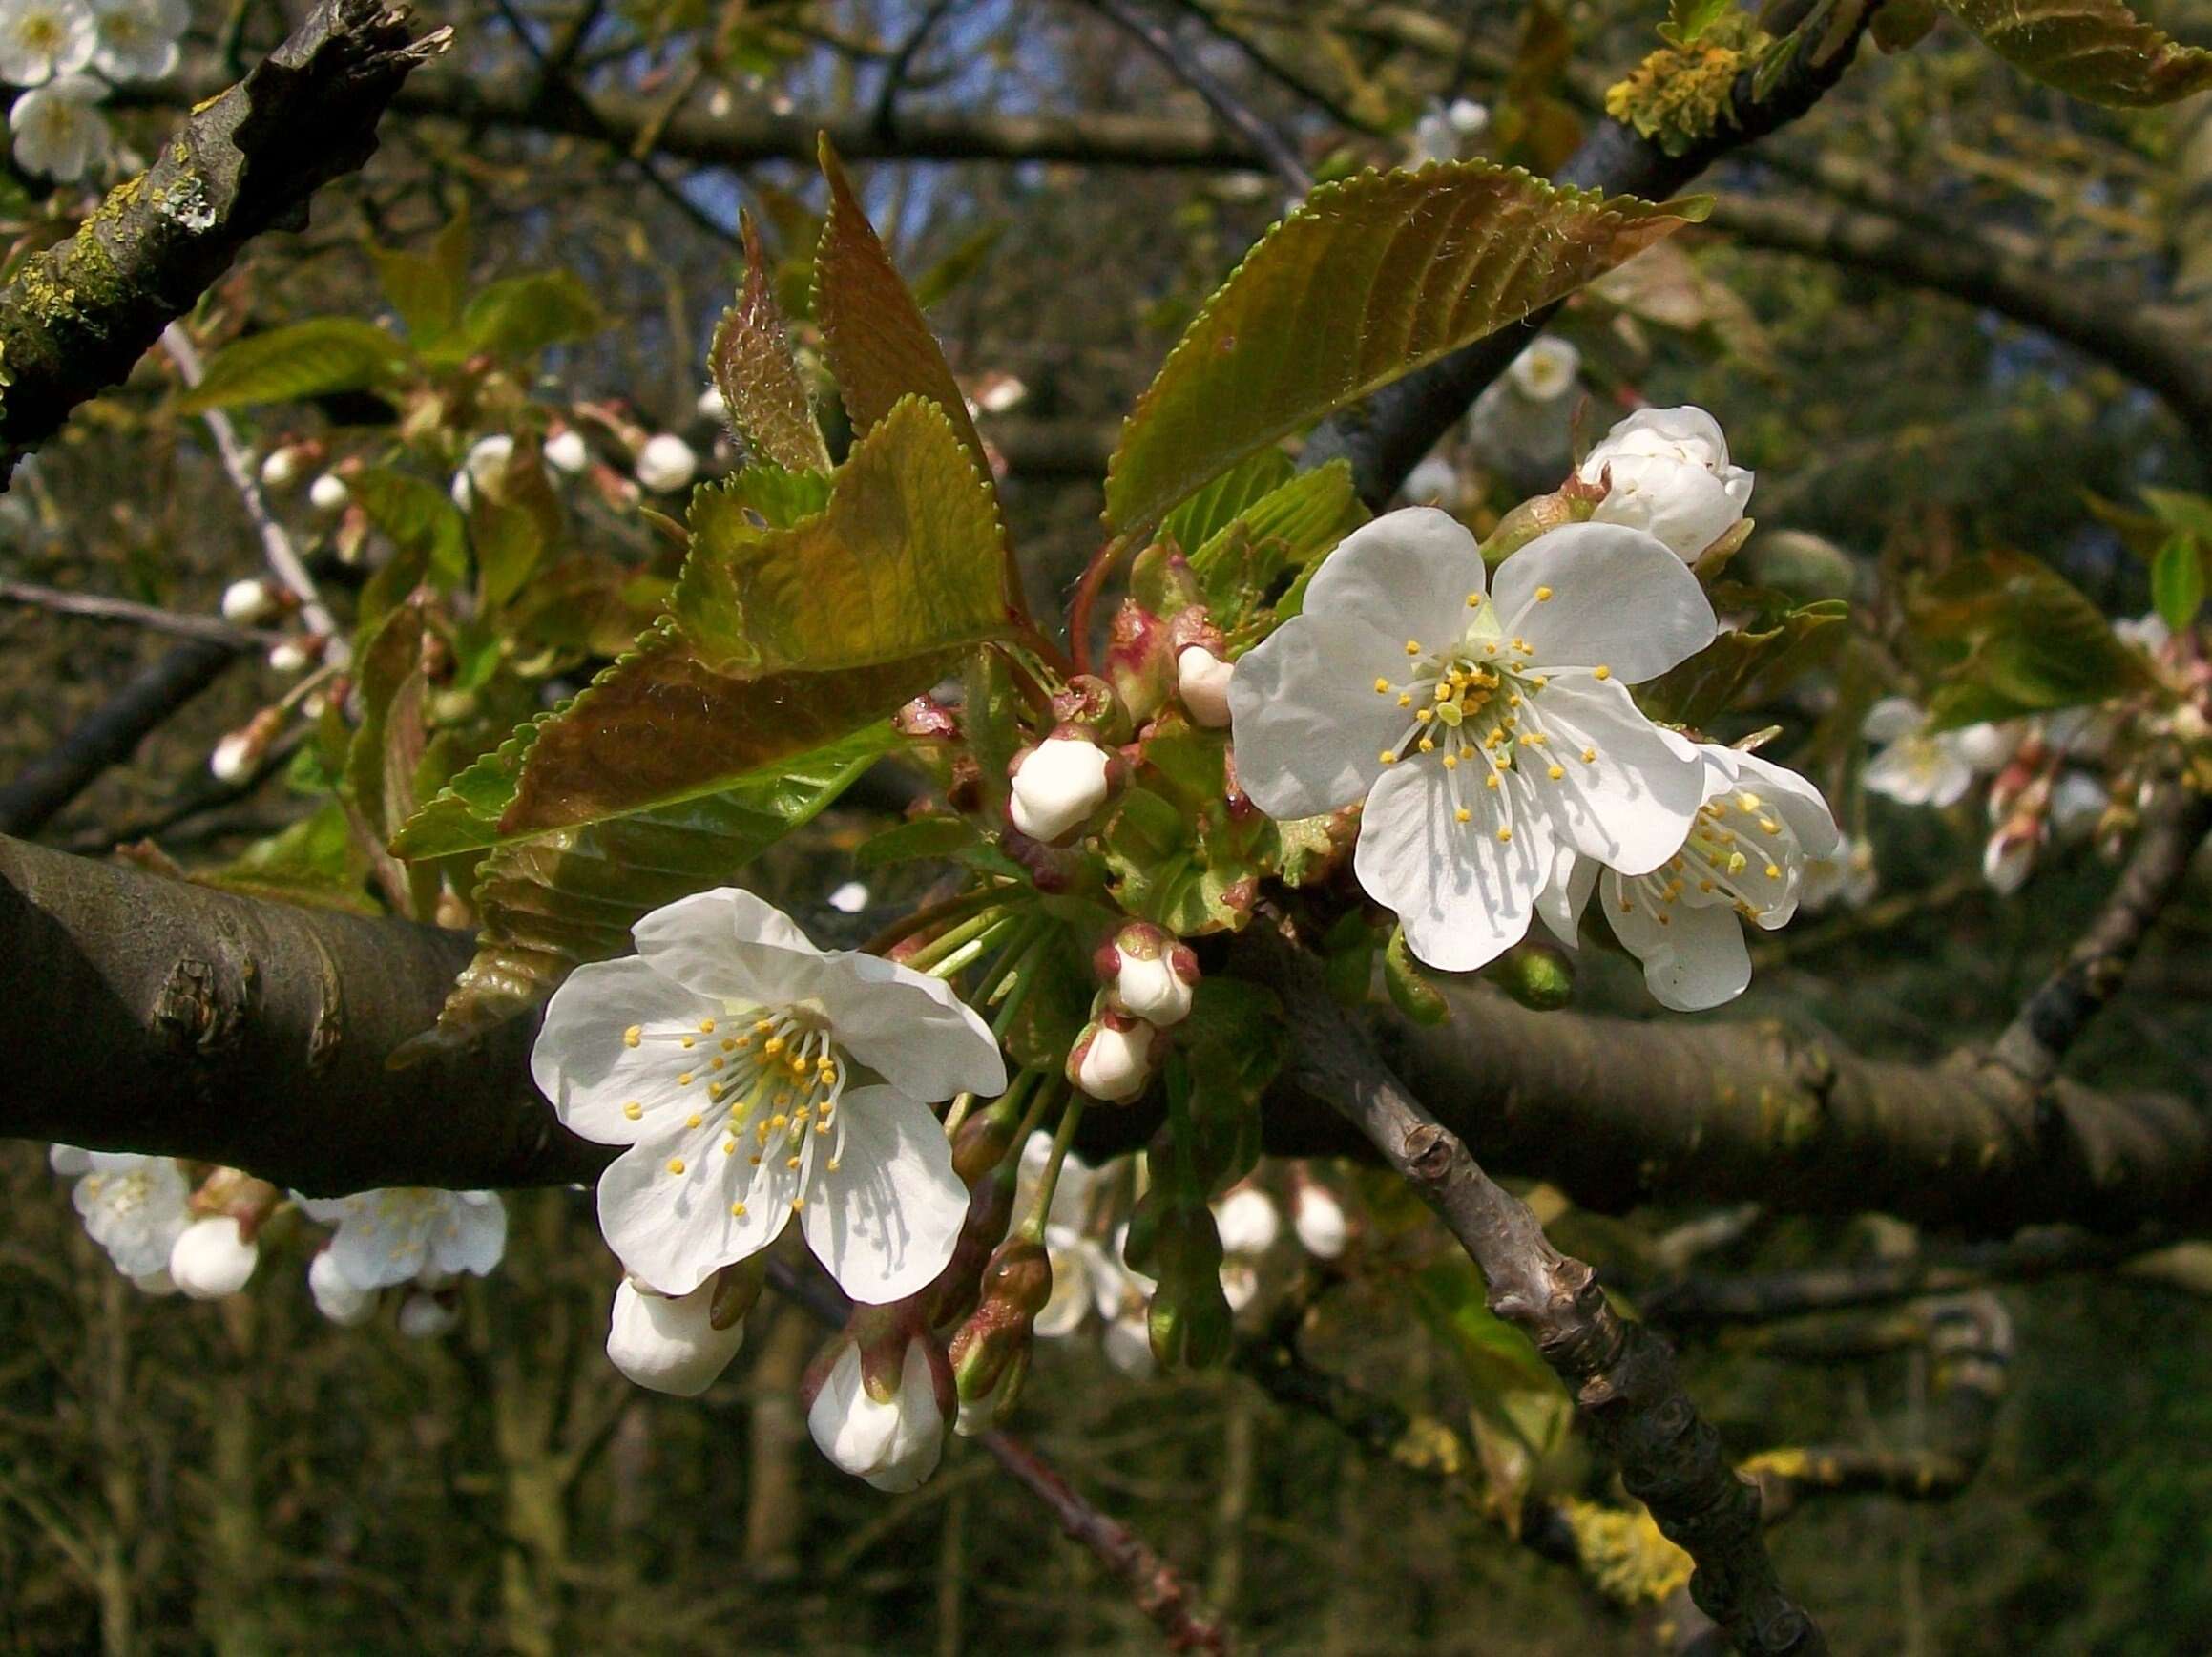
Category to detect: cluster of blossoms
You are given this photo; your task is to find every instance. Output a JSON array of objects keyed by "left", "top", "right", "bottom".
[
  {"left": 1232, "top": 407, "right": 1840, "bottom": 1009},
  {"left": 47, "top": 1147, "right": 508, "bottom": 1333},
  {"left": 1, "top": 0, "right": 184, "bottom": 182}
]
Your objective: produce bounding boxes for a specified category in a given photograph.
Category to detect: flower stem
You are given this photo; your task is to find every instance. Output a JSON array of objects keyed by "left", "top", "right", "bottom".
[
  {"left": 904, "top": 906, "right": 1012, "bottom": 975},
  {"left": 1016, "top": 1097, "right": 1087, "bottom": 1246},
  {"left": 859, "top": 885, "right": 1008, "bottom": 959},
  {"left": 925, "top": 912, "right": 1024, "bottom": 981}
]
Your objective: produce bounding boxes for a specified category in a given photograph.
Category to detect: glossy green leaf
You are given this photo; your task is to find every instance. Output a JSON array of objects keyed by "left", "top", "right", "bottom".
[
  {"left": 2152, "top": 534, "right": 2206, "bottom": 633},
  {"left": 1913, "top": 549, "right": 2158, "bottom": 729},
  {"left": 1190, "top": 460, "right": 1367, "bottom": 634},
  {"left": 448, "top": 271, "right": 604, "bottom": 364},
  {"left": 1159, "top": 449, "right": 1296, "bottom": 558},
  {"left": 177, "top": 319, "right": 413, "bottom": 413},
  {"left": 855, "top": 814, "right": 986, "bottom": 869},
  {"left": 673, "top": 396, "right": 1014, "bottom": 676},
  {"left": 370, "top": 207, "right": 470, "bottom": 349},
  {"left": 405, "top": 728, "right": 891, "bottom": 1054},
  {"left": 350, "top": 468, "right": 470, "bottom": 618},
  {"left": 811, "top": 137, "right": 992, "bottom": 480},
  {"left": 1939, "top": 0, "right": 2212, "bottom": 105},
  {"left": 711, "top": 212, "right": 832, "bottom": 473},
  {"left": 1638, "top": 598, "right": 1848, "bottom": 727},
  {"left": 1664, "top": 0, "right": 1734, "bottom": 43},
  {"left": 198, "top": 801, "right": 379, "bottom": 916},
  {"left": 1104, "top": 162, "right": 1706, "bottom": 533}
]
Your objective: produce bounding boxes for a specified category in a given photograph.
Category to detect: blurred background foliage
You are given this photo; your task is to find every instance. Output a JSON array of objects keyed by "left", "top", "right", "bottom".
[{"left": 6, "top": 0, "right": 2212, "bottom": 1651}]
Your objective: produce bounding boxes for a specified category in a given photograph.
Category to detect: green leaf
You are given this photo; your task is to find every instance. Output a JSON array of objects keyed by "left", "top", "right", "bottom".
[
  {"left": 673, "top": 396, "right": 1015, "bottom": 676},
  {"left": 177, "top": 319, "right": 413, "bottom": 413},
  {"left": 2140, "top": 485, "right": 2212, "bottom": 542},
  {"left": 711, "top": 212, "right": 833, "bottom": 473},
  {"left": 468, "top": 439, "right": 565, "bottom": 611},
  {"left": 1912, "top": 548, "right": 2158, "bottom": 729},
  {"left": 855, "top": 814, "right": 986, "bottom": 869},
  {"left": 198, "top": 801, "right": 378, "bottom": 916},
  {"left": 910, "top": 220, "right": 1006, "bottom": 311},
  {"left": 2152, "top": 534, "right": 2206, "bottom": 633},
  {"left": 1173, "top": 978, "right": 1284, "bottom": 1192},
  {"left": 1104, "top": 162, "right": 1706, "bottom": 533},
  {"left": 350, "top": 469, "right": 470, "bottom": 619},
  {"left": 370, "top": 206, "right": 470, "bottom": 350},
  {"left": 1638, "top": 598, "right": 1849, "bottom": 727},
  {"left": 1190, "top": 460, "right": 1367, "bottom": 634},
  {"left": 811, "top": 137, "right": 992, "bottom": 481},
  {"left": 404, "top": 729, "right": 889, "bottom": 1055},
  {"left": 1159, "top": 449, "right": 1295, "bottom": 557},
  {"left": 1939, "top": 0, "right": 2212, "bottom": 106},
  {"left": 448, "top": 271, "right": 603, "bottom": 364},
  {"left": 1664, "top": 0, "right": 1734, "bottom": 44},
  {"left": 1097, "top": 786, "right": 1262, "bottom": 935}
]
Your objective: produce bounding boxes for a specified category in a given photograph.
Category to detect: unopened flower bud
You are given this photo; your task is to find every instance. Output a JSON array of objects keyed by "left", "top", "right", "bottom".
[
  {"left": 1983, "top": 819, "right": 2042, "bottom": 894},
  {"left": 1129, "top": 541, "right": 1201, "bottom": 618},
  {"left": 169, "top": 1216, "right": 259, "bottom": 1300},
  {"left": 1107, "top": 600, "right": 1175, "bottom": 725},
  {"left": 1479, "top": 487, "right": 1594, "bottom": 562},
  {"left": 1176, "top": 644, "right": 1234, "bottom": 728},
  {"left": 219, "top": 578, "right": 279, "bottom": 626},
  {"left": 544, "top": 428, "right": 591, "bottom": 473},
  {"left": 895, "top": 695, "right": 960, "bottom": 741},
  {"left": 397, "top": 1290, "right": 461, "bottom": 1339},
  {"left": 259, "top": 447, "right": 303, "bottom": 490},
  {"left": 267, "top": 636, "right": 317, "bottom": 674},
  {"left": 697, "top": 386, "right": 730, "bottom": 423},
  {"left": 1402, "top": 455, "right": 1459, "bottom": 505},
  {"left": 606, "top": 1276, "right": 746, "bottom": 1395},
  {"left": 1095, "top": 921, "right": 1199, "bottom": 1027},
  {"left": 1577, "top": 406, "right": 1753, "bottom": 563},
  {"left": 805, "top": 1325, "right": 951, "bottom": 1492},
  {"left": 636, "top": 432, "right": 699, "bottom": 493},
  {"left": 1292, "top": 1183, "right": 1348, "bottom": 1259},
  {"left": 209, "top": 706, "right": 282, "bottom": 783},
  {"left": 1049, "top": 674, "right": 1129, "bottom": 742},
  {"left": 308, "top": 472, "right": 350, "bottom": 514},
  {"left": 1211, "top": 1186, "right": 1279, "bottom": 1256},
  {"left": 1488, "top": 938, "right": 1575, "bottom": 1011},
  {"left": 1009, "top": 732, "right": 1115, "bottom": 843},
  {"left": 1067, "top": 1008, "right": 1159, "bottom": 1103},
  {"left": 309, "top": 1248, "right": 378, "bottom": 1328},
  {"left": 949, "top": 1236, "right": 1053, "bottom": 1434}
]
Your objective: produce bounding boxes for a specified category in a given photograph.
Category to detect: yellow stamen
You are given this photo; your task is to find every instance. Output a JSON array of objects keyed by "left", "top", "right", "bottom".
[{"left": 1593, "top": 665, "right": 1611, "bottom": 681}]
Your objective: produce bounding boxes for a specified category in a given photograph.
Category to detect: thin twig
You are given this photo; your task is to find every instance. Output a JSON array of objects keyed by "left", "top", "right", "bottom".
[
  {"left": 1088, "top": 0, "right": 1311, "bottom": 196},
  {"left": 1236, "top": 925, "right": 1826, "bottom": 1657},
  {"left": 0, "top": 578, "right": 273, "bottom": 649},
  {"left": 871, "top": 0, "right": 961, "bottom": 142}
]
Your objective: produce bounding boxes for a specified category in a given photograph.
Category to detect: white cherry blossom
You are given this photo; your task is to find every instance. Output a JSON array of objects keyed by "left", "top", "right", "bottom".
[
  {"left": 532, "top": 888, "right": 1004, "bottom": 1303},
  {"left": 308, "top": 1249, "right": 378, "bottom": 1328},
  {"left": 1577, "top": 406, "right": 1753, "bottom": 562},
  {"left": 170, "top": 1215, "right": 259, "bottom": 1299},
  {"left": 1508, "top": 337, "right": 1580, "bottom": 402},
  {"left": 9, "top": 73, "right": 108, "bottom": 179},
  {"left": 0, "top": 0, "right": 94, "bottom": 84},
  {"left": 69, "top": 1151, "right": 190, "bottom": 1277},
  {"left": 295, "top": 1187, "right": 507, "bottom": 1291},
  {"left": 1800, "top": 834, "right": 1877, "bottom": 912},
  {"left": 807, "top": 1335, "right": 949, "bottom": 1492},
  {"left": 1861, "top": 698, "right": 2009, "bottom": 808},
  {"left": 635, "top": 432, "right": 699, "bottom": 493},
  {"left": 1544, "top": 745, "right": 1840, "bottom": 1011},
  {"left": 1212, "top": 1186, "right": 1279, "bottom": 1256},
  {"left": 1230, "top": 509, "right": 1716, "bottom": 972},
  {"left": 1401, "top": 455, "right": 1459, "bottom": 505},
  {"left": 543, "top": 428, "right": 591, "bottom": 473},
  {"left": 88, "top": 0, "right": 183, "bottom": 82},
  {"left": 605, "top": 1277, "right": 746, "bottom": 1395}
]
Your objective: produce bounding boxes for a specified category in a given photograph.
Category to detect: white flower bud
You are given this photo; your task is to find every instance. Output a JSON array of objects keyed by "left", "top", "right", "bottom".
[
  {"left": 636, "top": 433, "right": 699, "bottom": 493},
  {"left": 827, "top": 880, "right": 870, "bottom": 914},
  {"left": 259, "top": 448, "right": 302, "bottom": 490},
  {"left": 1072, "top": 1014, "right": 1158, "bottom": 1103},
  {"left": 449, "top": 469, "right": 474, "bottom": 511},
  {"left": 606, "top": 1277, "right": 746, "bottom": 1396},
  {"left": 169, "top": 1216, "right": 259, "bottom": 1300},
  {"left": 220, "top": 578, "right": 277, "bottom": 626},
  {"left": 544, "top": 429, "right": 590, "bottom": 474},
  {"left": 807, "top": 1337, "right": 948, "bottom": 1493},
  {"left": 467, "top": 432, "right": 515, "bottom": 485},
  {"left": 307, "top": 472, "right": 350, "bottom": 514},
  {"left": 1009, "top": 735, "right": 1113, "bottom": 842},
  {"left": 1098, "top": 923, "right": 1198, "bottom": 1027},
  {"left": 309, "top": 1248, "right": 378, "bottom": 1328},
  {"left": 1176, "top": 645, "right": 1234, "bottom": 728},
  {"left": 397, "top": 1291, "right": 460, "bottom": 1339},
  {"left": 208, "top": 727, "right": 261, "bottom": 783},
  {"left": 697, "top": 386, "right": 730, "bottom": 422},
  {"left": 1402, "top": 455, "right": 1458, "bottom": 504},
  {"left": 1219, "top": 1260, "right": 1259, "bottom": 1312},
  {"left": 1211, "top": 1187, "right": 1280, "bottom": 1257},
  {"left": 267, "top": 638, "right": 313, "bottom": 674},
  {"left": 1292, "top": 1184, "right": 1348, "bottom": 1259},
  {"left": 1578, "top": 406, "right": 1752, "bottom": 562},
  {"left": 1952, "top": 722, "right": 2019, "bottom": 774}
]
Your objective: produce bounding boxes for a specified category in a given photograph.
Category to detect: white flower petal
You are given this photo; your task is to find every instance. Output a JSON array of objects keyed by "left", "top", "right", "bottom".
[
  {"left": 596, "top": 1124, "right": 794, "bottom": 1296},
  {"left": 629, "top": 886, "right": 829, "bottom": 1003},
  {"left": 1590, "top": 456, "right": 1745, "bottom": 562},
  {"left": 1301, "top": 507, "right": 1484, "bottom": 645},
  {"left": 1353, "top": 760, "right": 1548, "bottom": 972},
  {"left": 531, "top": 956, "right": 726, "bottom": 1143},
  {"left": 1228, "top": 609, "right": 1406, "bottom": 819},
  {"left": 1605, "top": 875, "right": 1753, "bottom": 1011},
  {"left": 1534, "top": 845, "right": 1596, "bottom": 950},
  {"left": 606, "top": 1278, "right": 745, "bottom": 1396},
  {"left": 813, "top": 952, "right": 1007, "bottom": 1101},
  {"left": 801, "top": 1086, "right": 967, "bottom": 1304},
  {"left": 1730, "top": 749, "right": 1842, "bottom": 861},
  {"left": 1861, "top": 697, "right": 1925, "bottom": 744},
  {"left": 1493, "top": 522, "right": 1717, "bottom": 682},
  {"left": 1523, "top": 678, "right": 1706, "bottom": 874}
]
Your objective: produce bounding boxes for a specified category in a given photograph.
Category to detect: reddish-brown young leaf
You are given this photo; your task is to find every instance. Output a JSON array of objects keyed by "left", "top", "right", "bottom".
[{"left": 710, "top": 211, "right": 832, "bottom": 473}]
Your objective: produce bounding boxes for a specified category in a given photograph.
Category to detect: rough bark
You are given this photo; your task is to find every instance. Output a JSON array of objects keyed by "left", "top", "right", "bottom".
[{"left": 0, "top": 0, "right": 448, "bottom": 486}]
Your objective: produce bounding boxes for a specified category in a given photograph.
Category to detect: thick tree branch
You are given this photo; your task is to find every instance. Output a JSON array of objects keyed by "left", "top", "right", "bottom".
[
  {"left": 0, "top": 0, "right": 448, "bottom": 487},
  {"left": 1234, "top": 926, "right": 1826, "bottom": 1657}
]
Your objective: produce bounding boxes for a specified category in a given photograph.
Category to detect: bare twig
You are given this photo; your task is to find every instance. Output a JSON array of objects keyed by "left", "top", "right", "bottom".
[
  {"left": 158, "top": 325, "right": 345, "bottom": 660},
  {"left": 1236, "top": 926, "right": 1826, "bottom": 1657},
  {"left": 0, "top": 578, "right": 270, "bottom": 649},
  {"left": 1992, "top": 782, "right": 2212, "bottom": 1087},
  {"left": 1088, "top": 0, "right": 1312, "bottom": 196}
]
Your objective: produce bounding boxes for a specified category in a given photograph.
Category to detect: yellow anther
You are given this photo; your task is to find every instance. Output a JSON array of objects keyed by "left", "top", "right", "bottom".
[
  {"left": 826, "top": 1161, "right": 842, "bottom": 1174},
  {"left": 1532, "top": 675, "right": 1548, "bottom": 688},
  {"left": 762, "top": 1036, "right": 783, "bottom": 1056},
  {"left": 1548, "top": 765, "right": 1565, "bottom": 780},
  {"left": 786, "top": 1155, "right": 801, "bottom": 1170},
  {"left": 1380, "top": 749, "right": 1398, "bottom": 765},
  {"left": 679, "top": 1035, "right": 695, "bottom": 1049},
  {"left": 774, "top": 1090, "right": 792, "bottom": 1108},
  {"left": 1764, "top": 864, "right": 1783, "bottom": 880},
  {"left": 1434, "top": 682, "right": 1452, "bottom": 702},
  {"left": 1442, "top": 753, "right": 1459, "bottom": 769},
  {"left": 770, "top": 1114, "right": 788, "bottom": 1131},
  {"left": 1466, "top": 591, "right": 1482, "bottom": 607},
  {"left": 1496, "top": 828, "right": 1513, "bottom": 843},
  {"left": 685, "top": 1113, "right": 702, "bottom": 1129},
  {"left": 1374, "top": 677, "right": 1391, "bottom": 694},
  {"left": 1738, "top": 791, "right": 1762, "bottom": 812},
  {"left": 1593, "top": 664, "right": 1611, "bottom": 681},
  {"left": 731, "top": 1203, "right": 747, "bottom": 1218},
  {"left": 791, "top": 1197, "right": 805, "bottom": 1212},
  {"left": 1486, "top": 772, "right": 1501, "bottom": 789},
  {"left": 1534, "top": 586, "right": 1554, "bottom": 601},
  {"left": 723, "top": 1140, "right": 738, "bottom": 1155},
  {"left": 1582, "top": 746, "right": 1597, "bottom": 763},
  {"left": 1397, "top": 692, "right": 1413, "bottom": 707},
  {"left": 666, "top": 1157, "right": 686, "bottom": 1175},
  {"left": 699, "top": 1017, "right": 716, "bottom": 1034},
  {"left": 1700, "top": 879, "right": 1715, "bottom": 893},
  {"left": 623, "top": 1025, "right": 642, "bottom": 1049},
  {"left": 1760, "top": 818, "right": 1781, "bottom": 835},
  {"left": 1727, "top": 851, "right": 1749, "bottom": 874},
  {"left": 622, "top": 1101, "right": 642, "bottom": 1121},
  {"left": 710, "top": 1057, "right": 726, "bottom": 1072},
  {"left": 1417, "top": 737, "right": 1434, "bottom": 753},
  {"left": 1508, "top": 694, "right": 1521, "bottom": 707},
  {"left": 1484, "top": 642, "right": 1498, "bottom": 656},
  {"left": 1414, "top": 707, "right": 1433, "bottom": 724},
  {"left": 677, "top": 1072, "right": 693, "bottom": 1086},
  {"left": 1454, "top": 807, "right": 1471, "bottom": 823},
  {"left": 708, "top": 1082, "right": 725, "bottom": 1101}
]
